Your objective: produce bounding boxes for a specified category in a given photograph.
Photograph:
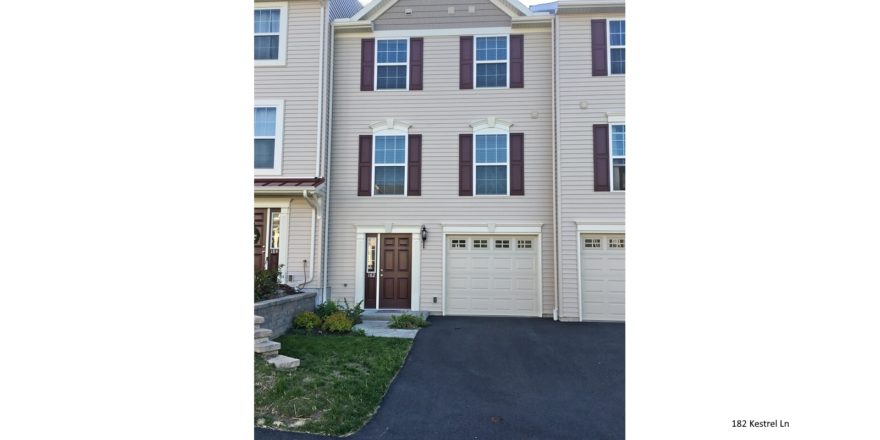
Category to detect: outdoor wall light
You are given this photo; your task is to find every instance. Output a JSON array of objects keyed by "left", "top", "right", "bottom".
[{"left": 421, "top": 225, "right": 428, "bottom": 248}]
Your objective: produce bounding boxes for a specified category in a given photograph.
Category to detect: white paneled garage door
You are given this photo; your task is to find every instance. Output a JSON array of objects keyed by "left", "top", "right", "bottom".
[
  {"left": 580, "top": 234, "right": 625, "bottom": 321},
  {"left": 446, "top": 236, "right": 540, "bottom": 316}
]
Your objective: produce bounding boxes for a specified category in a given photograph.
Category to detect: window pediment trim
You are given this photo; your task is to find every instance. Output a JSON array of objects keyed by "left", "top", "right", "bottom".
[
  {"left": 469, "top": 117, "right": 513, "bottom": 132},
  {"left": 370, "top": 118, "right": 412, "bottom": 133}
]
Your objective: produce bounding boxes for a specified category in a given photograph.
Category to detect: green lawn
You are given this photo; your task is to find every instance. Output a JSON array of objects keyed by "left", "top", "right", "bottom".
[{"left": 254, "top": 332, "right": 412, "bottom": 435}]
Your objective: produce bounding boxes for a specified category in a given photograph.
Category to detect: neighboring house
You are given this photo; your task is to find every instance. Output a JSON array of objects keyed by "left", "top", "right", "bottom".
[
  {"left": 328, "top": 0, "right": 558, "bottom": 317},
  {"left": 254, "top": 0, "right": 361, "bottom": 300},
  {"left": 554, "top": 0, "right": 625, "bottom": 321}
]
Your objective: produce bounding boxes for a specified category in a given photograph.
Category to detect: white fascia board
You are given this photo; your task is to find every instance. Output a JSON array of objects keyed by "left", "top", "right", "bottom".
[
  {"left": 575, "top": 222, "right": 625, "bottom": 233},
  {"left": 355, "top": 225, "right": 422, "bottom": 234},
  {"left": 442, "top": 223, "right": 543, "bottom": 234}
]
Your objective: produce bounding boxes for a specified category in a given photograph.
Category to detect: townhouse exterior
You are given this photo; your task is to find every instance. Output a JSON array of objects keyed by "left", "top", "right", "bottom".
[
  {"left": 253, "top": 0, "right": 362, "bottom": 298},
  {"left": 254, "top": 0, "right": 624, "bottom": 322}
]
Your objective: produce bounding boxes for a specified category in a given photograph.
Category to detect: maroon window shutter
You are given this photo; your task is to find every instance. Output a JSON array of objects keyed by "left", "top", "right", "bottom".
[
  {"left": 361, "top": 38, "right": 375, "bottom": 91},
  {"left": 591, "top": 20, "right": 607, "bottom": 77},
  {"left": 509, "top": 133, "right": 524, "bottom": 195},
  {"left": 407, "top": 134, "right": 422, "bottom": 196},
  {"left": 459, "top": 36, "right": 473, "bottom": 89},
  {"left": 510, "top": 35, "right": 524, "bottom": 88},
  {"left": 358, "top": 135, "right": 373, "bottom": 196},
  {"left": 409, "top": 38, "right": 423, "bottom": 91},
  {"left": 459, "top": 134, "right": 473, "bottom": 196},
  {"left": 593, "top": 125, "right": 610, "bottom": 192}
]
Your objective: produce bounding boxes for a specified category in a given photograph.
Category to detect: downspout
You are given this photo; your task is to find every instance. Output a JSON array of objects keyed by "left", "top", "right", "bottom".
[
  {"left": 315, "top": 1, "right": 327, "bottom": 177},
  {"left": 320, "top": 21, "right": 336, "bottom": 304},
  {"left": 302, "top": 190, "right": 319, "bottom": 286},
  {"left": 552, "top": 14, "right": 561, "bottom": 321}
]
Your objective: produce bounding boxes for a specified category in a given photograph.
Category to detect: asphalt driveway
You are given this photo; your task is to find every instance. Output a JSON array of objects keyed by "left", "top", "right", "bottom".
[{"left": 256, "top": 316, "right": 624, "bottom": 440}]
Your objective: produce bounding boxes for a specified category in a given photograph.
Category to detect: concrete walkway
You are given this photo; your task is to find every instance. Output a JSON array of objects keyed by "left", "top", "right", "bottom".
[{"left": 256, "top": 316, "right": 625, "bottom": 440}]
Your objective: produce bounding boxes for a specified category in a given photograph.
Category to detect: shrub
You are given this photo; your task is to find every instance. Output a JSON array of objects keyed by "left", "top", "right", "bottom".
[
  {"left": 254, "top": 265, "right": 283, "bottom": 302},
  {"left": 314, "top": 301, "right": 340, "bottom": 320},
  {"left": 339, "top": 299, "right": 365, "bottom": 324},
  {"left": 294, "top": 312, "right": 321, "bottom": 331},
  {"left": 388, "top": 313, "right": 430, "bottom": 329},
  {"left": 322, "top": 312, "right": 354, "bottom": 333}
]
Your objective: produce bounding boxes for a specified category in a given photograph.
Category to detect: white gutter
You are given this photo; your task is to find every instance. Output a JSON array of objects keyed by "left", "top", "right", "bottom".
[
  {"left": 552, "top": 13, "right": 561, "bottom": 321},
  {"left": 320, "top": 24, "right": 337, "bottom": 304}
]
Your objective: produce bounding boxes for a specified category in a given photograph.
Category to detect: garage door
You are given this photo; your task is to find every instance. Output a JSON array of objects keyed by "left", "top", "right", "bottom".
[
  {"left": 580, "top": 234, "right": 625, "bottom": 321},
  {"left": 446, "top": 236, "right": 539, "bottom": 316}
]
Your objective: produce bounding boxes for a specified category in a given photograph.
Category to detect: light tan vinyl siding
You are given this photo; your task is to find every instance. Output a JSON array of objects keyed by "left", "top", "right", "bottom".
[
  {"left": 373, "top": 0, "right": 512, "bottom": 31},
  {"left": 287, "top": 197, "right": 323, "bottom": 289},
  {"left": 556, "top": 13, "right": 625, "bottom": 320},
  {"left": 255, "top": 0, "right": 322, "bottom": 178},
  {"left": 328, "top": 29, "right": 555, "bottom": 314}
]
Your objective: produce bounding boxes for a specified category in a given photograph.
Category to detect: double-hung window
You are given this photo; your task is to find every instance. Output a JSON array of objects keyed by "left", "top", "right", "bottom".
[
  {"left": 608, "top": 20, "right": 625, "bottom": 75},
  {"left": 475, "top": 36, "right": 508, "bottom": 88},
  {"left": 474, "top": 133, "right": 508, "bottom": 195},
  {"left": 376, "top": 39, "right": 408, "bottom": 90},
  {"left": 373, "top": 135, "right": 407, "bottom": 195},
  {"left": 254, "top": 3, "right": 287, "bottom": 65},
  {"left": 254, "top": 101, "right": 283, "bottom": 174},
  {"left": 610, "top": 124, "right": 625, "bottom": 191}
]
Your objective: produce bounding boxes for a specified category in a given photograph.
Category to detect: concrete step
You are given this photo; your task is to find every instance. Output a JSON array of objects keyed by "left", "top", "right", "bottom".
[
  {"left": 254, "top": 340, "right": 281, "bottom": 354},
  {"left": 354, "top": 322, "right": 419, "bottom": 339},
  {"left": 361, "top": 310, "right": 429, "bottom": 322},
  {"left": 267, "top": 355, "right": 300, "bottom": 370},
  {"left": 254, "top": 328, "right": 273, "bottom": 339},
  {"left": 255, "top": 337, "right": 269, "bottom": 344},
  {"left": 254, "top": 315, "right": 265, "bottom": 325}
]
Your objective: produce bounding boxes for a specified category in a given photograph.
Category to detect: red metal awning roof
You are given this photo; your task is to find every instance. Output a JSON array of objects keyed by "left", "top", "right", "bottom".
[{"left": 254, "top": 177, "right": 325, "bottom": 188}]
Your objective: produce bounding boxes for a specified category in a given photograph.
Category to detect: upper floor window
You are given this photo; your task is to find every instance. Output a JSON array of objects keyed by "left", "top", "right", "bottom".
[
  {"left": 474, "top": 133, "right": 508, "bottom": 195},
  {"left": 373, "top": 134, "right": 407, "bottom": 195},
  {"left": 254, "top": 3, "right": 287, "bottom": 65},
  {"left": 608, "top": 20, "right": 625, "bottom": 75},
  {"left": 254, "top": 101, "right": 283, "bottom": 175},
  {"left": 376, "top": 39, "right": 408, "bottom": 90},
  {"left": 475, "top": 36, "right": 508, "bottom": 88},
  {"left": 611, "top": 124, "right": 625, "bottom": 191}
]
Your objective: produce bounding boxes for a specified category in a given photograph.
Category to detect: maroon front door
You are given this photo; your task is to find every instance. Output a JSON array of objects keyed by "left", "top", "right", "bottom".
[
  {"left": 254, "top": 208, "right": 280, "bottom": 273},
  {"left": 254, "top": 209, "right": 267, "bottom": 273},
  {"left": 379, "top": 234, "right": 412, "bottom": 309}
]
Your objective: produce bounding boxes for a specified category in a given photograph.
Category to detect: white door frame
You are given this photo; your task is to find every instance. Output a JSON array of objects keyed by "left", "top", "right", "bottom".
[
  {"left": 354, "top": 225, "right": 421, "bottom": 310},
  {"left": 576, "top": 222, "right": 625, "bottom": 321},
  {"left": 441, "top": 224, "right": 544, "bottom": 317}
]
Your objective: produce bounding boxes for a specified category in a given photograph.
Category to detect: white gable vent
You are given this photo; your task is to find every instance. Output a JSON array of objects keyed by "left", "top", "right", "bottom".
[{"left": 404, "top": 8, "right": 413, "bottom": 15}]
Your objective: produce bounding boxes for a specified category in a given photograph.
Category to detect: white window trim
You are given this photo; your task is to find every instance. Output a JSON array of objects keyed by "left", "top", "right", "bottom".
[
  {"left": 474, "top": 35, "right": 510, "bottom": 89},
  {"left": 254, "top": 99, "right": 284, "bottom": 176},
  {"left": 372, "top": 129, "right": 408, "bottom": 196},
  {"left": 607, "top": 19, "right": 625, "bottom": 76},
  {"left": 254, "top": 3, "right": 288, "bottom": 66},
  {"left": 473, "top": 128, "right": 510, "bottom": 196},
  {"left": 374, "top": 38, "right": 409, "bottom": 91},
  {"left": 609, "top": 123, "right": 625, "bottom": 192}
]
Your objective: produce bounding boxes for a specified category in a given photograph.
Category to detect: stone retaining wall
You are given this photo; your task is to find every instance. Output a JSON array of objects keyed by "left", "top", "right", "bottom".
[{"left": 254, "top": 292, "right": 317, "bottom": 338}]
